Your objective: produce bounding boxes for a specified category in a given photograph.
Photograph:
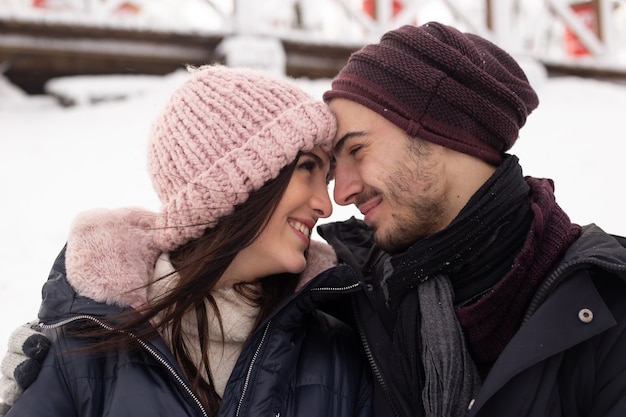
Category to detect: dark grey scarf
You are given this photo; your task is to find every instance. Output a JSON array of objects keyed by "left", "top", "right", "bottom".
[
  {"left": 383, "top": 155, "right": 581, "bottom": 416},
  {"left": 384, "top": 156, "right": 532, "bottom": 416}
]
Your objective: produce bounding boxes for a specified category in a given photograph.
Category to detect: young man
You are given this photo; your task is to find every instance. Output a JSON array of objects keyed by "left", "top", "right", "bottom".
[{"left": 318, "top": 22, "right": 626, "bottom": 417}]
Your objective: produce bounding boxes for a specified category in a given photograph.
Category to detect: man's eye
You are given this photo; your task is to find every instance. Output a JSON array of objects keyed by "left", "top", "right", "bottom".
[{"left": 349, "top": 145, "right": 362, "bottom": 156}]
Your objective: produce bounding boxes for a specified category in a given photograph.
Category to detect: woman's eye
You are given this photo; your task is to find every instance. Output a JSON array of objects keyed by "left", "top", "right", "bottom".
[{"left": 298, "top": 160, "right": 316, "bottom": 172}]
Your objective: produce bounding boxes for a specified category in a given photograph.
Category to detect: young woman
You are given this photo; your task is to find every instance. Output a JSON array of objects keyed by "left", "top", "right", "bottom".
[{"left": 2, "top": 65, "right": 371, "bottom": 417}]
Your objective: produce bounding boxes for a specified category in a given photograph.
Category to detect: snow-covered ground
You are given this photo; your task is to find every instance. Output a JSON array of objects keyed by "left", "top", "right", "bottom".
[{"left": 1, "top": 57, "right": 626, "bottom": 358}]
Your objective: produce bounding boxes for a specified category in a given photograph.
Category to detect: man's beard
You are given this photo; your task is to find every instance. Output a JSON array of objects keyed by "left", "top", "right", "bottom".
[{"left": 373, "top": 182, "right": 446, "bottom": 253}]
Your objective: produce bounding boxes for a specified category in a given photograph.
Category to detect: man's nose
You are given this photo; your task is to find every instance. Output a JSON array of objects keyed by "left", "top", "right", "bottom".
[{"left": 332, "top": 161, "right": 361, "bottom": 206}]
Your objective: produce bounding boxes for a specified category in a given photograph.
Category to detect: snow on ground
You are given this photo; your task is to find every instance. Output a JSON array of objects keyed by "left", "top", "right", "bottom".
[{"left": 1, "top": 60, "right": 626, "bottom": 357}]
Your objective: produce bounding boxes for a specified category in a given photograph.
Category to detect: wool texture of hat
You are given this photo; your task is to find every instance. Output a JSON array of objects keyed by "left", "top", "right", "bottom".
[
  {"left": 323, "top": 22, "right": 539, "bottom": 165},
  {"left": 63, "top": 66, "right": 336, "bottom": 308},
  {"left": 148, "top": 65, "right": 336, "bottom": 252}
]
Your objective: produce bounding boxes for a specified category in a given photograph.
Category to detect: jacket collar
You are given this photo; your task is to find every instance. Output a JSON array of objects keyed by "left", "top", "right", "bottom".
[
  {"left": 470, "top": 224, "right": 626, "bottom": 414},
  {"left": 253, "top": 264, "right": 360, "bottom": 332}
]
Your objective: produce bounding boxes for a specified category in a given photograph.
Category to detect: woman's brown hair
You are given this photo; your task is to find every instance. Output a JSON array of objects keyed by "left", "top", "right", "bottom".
[{"left": 76, "top": 158, "right": 300, "bottom": 414}]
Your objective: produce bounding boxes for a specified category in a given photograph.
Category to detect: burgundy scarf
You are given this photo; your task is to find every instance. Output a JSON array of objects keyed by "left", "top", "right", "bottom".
[{"left": 455, "top": 174, "right": 581, "bottom": 377}]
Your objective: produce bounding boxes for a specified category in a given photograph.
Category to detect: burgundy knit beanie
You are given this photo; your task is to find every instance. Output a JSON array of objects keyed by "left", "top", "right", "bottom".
[
  {"left": 148, "top": 65, "right": 336, "bottom": 252},
  {"left": 323, "top": 22, "right": 539, "bottom": 165}
]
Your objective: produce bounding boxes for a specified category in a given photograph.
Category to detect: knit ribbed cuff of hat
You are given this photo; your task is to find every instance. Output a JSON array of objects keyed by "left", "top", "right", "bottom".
[{"left": 152, "top": 100, "right": 335, "bottom": 252}]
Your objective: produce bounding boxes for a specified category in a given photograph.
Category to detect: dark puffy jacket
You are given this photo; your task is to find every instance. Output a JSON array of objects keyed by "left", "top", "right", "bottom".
[
  {"left": 6, "top": 248, "right": 372, "bottom": 417},
  {"left": 320, "top": 219, "right": 626, "bottom": 417}
]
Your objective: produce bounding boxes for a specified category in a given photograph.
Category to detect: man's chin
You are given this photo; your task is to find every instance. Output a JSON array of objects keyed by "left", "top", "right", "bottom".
[
  {"left": 373, "top": 227, "right": 414, "bottom": 253},
  {"left": 373, "top": 228, "right": 394, "bottom": 252}
]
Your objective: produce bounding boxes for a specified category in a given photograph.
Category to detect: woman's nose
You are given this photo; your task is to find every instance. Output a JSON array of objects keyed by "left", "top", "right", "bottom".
[{"left": 312, "top": 183, "right": 333, "bottom": 218}]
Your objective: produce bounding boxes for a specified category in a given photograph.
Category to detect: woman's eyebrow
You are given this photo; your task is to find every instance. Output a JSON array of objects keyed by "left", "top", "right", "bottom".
[{"left": 301, "top": 151, "right": 328, "bottom": 168}]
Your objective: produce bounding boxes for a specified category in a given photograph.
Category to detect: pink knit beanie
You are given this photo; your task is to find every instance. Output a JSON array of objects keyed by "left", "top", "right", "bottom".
[
  {"left": 323, "top": 22, "right": 539, "bottom": 165},
  {"left": 148, "top": 65, "right": 336, "bottom": 252},
  {"left": 62, "top": 65, "right": 337, "bottom": 307}
]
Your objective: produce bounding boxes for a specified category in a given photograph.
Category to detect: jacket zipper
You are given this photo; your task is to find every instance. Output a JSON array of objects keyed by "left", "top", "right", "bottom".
[
  {"left": 234, "top": 281, "right": 361, "bottom": 416},
  {"left": 235, "top": 322, "right": 270, "bottom": 417},
  {"left": 308, "top": 274, "right": 401, "bottom": 413},
  {"left": 308, "top": 282, "right": 360, "bottom": 292},
  {"left": 524, "top": 257, "right": 626, "bottom": 322},
  {"left": 351, "top": 296, "right": 403, "bottom": 417},
  {"left": 40, "top": 314, "right": 208, "bottom": 417}
]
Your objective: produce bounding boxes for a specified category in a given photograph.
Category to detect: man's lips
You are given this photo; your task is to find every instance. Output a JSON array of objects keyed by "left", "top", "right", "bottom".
[{"left": 357, "top": 197, "right": 382, "bottom": 217}]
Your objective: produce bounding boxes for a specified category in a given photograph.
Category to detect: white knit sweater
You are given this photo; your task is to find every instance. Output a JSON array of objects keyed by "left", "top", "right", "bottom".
[{"left": 149, "top": 254, "right": 260, "bottom": 397}]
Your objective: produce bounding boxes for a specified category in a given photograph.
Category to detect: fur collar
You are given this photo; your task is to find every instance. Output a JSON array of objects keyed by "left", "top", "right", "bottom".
[{"left": 65, "top": 208, "right": 337, "bottom": 308}]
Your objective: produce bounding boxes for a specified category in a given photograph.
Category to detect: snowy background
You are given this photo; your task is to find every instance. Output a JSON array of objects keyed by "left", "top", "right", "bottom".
[
  {"left": 3, "top": 57, "right": 626, "bottom": 354},
  {"left": 1, "top": 0, "right": 626, "bottom": 359}
]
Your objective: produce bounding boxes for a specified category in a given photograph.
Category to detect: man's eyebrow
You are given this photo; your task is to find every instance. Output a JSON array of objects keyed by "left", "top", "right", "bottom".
[{"left": 333, "top": 131, "right": 367, "bottom": 155}]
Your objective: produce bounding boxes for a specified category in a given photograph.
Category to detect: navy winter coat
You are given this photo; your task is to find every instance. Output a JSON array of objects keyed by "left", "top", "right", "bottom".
[
  {"left": 6, "top": 248, "right": 372, "bottom": 417},
  {"left": 320, "top": 220, "right": 626, "bottom": 417}
]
